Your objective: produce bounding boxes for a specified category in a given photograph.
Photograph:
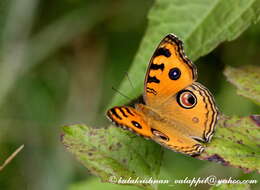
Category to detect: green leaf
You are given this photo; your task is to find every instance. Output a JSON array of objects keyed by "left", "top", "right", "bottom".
[
  {"left": 108, "top": 0, "right": 260, "bottom": 109},
  {"left": 69, "top": 177, "right": 141, "bottom": 190},
  {"left": 210, "top": 184, "right": 250, "bottom": 190},
  {"left": 224, "top": 65, "right": 260, "bottom": 106},
  {"left": 61, "top": 124, "right": 163, "bottom": 190},
  {"left": 61, "top": 115, "right": 260, "bottom": 190},
  {"left": 199, "top": 114, "right": 260, "bottom": 173}
]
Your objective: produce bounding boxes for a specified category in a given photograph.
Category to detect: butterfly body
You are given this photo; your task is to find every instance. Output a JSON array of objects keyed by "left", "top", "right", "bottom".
[{"left": 107, "top": 34, "right": 219, "bottom": 156}]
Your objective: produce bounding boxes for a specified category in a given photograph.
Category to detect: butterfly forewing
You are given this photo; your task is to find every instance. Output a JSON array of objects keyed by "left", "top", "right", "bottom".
[
  {"left": 107, "top": 106, "right": 153, "bottom": 138},
  {"left": 144, "top": 34, "right": 197, "bottom": 107}
]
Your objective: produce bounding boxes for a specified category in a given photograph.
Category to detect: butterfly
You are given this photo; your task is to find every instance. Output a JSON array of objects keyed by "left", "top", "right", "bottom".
[{"left": 107, "top": 34, "right": 219, "bottom": 156}]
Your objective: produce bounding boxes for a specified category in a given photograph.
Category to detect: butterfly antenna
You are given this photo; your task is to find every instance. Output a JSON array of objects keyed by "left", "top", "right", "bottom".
[
  {"left": 124, "top": 72, "right": 134, "bottom": 90},
  {"left": 112, "top": 86, "right": 131, "bottom": 101}
]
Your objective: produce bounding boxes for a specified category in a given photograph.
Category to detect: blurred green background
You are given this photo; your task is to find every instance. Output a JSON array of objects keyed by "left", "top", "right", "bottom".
[{"left": 0, "top": 0, "right": 259, "bottom": 190}]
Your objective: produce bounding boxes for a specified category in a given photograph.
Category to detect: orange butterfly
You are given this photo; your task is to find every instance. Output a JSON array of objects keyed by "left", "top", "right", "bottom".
[{"left": 107, "top": 34, "right": 219, "bottom": 156}]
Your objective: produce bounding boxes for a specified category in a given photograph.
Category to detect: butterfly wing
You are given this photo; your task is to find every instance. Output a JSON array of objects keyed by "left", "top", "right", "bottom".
[
  {"left": 107, "top": 105, "right": 205, "bottom": 156},
  {"left": 149, "top": 119, "right": 205, "bottom": 156},
  {"left": 157, "top": 82, "right": 219, "bottom": 142},
  {"left": 106, "top": 106, "right": 153, "bottom": 138},
  {"left": 144, "top": 34, "right": 197, "bottom": 107}
]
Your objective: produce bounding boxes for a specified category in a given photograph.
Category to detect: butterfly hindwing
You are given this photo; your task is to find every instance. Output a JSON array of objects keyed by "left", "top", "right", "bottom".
[
  {"left": 144, "top": 34, "right": 197, "bottom": 107},
  {"left": 148, "top": 117, "right": 205, "bottom": 156},
  {"left": 157, "top": 82, "right": 219, "bottom": 142},
  {"left": 188, "top": 82, "right": 219, "bottom": 141}
]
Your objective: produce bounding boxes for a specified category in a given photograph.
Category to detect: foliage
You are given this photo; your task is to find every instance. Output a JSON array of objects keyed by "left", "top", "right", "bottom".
[
  {"left": 61, "top": 0, "right": 260, "bottom": 190},
  {"left": 224, "top": 66, "right": 260, "bottom": 106},
  {"left": 62, "top": 124, "right": 163, "bottom": 190},
  {"left": 0, "top": 0, "right": 259, "bottom": 190}
]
